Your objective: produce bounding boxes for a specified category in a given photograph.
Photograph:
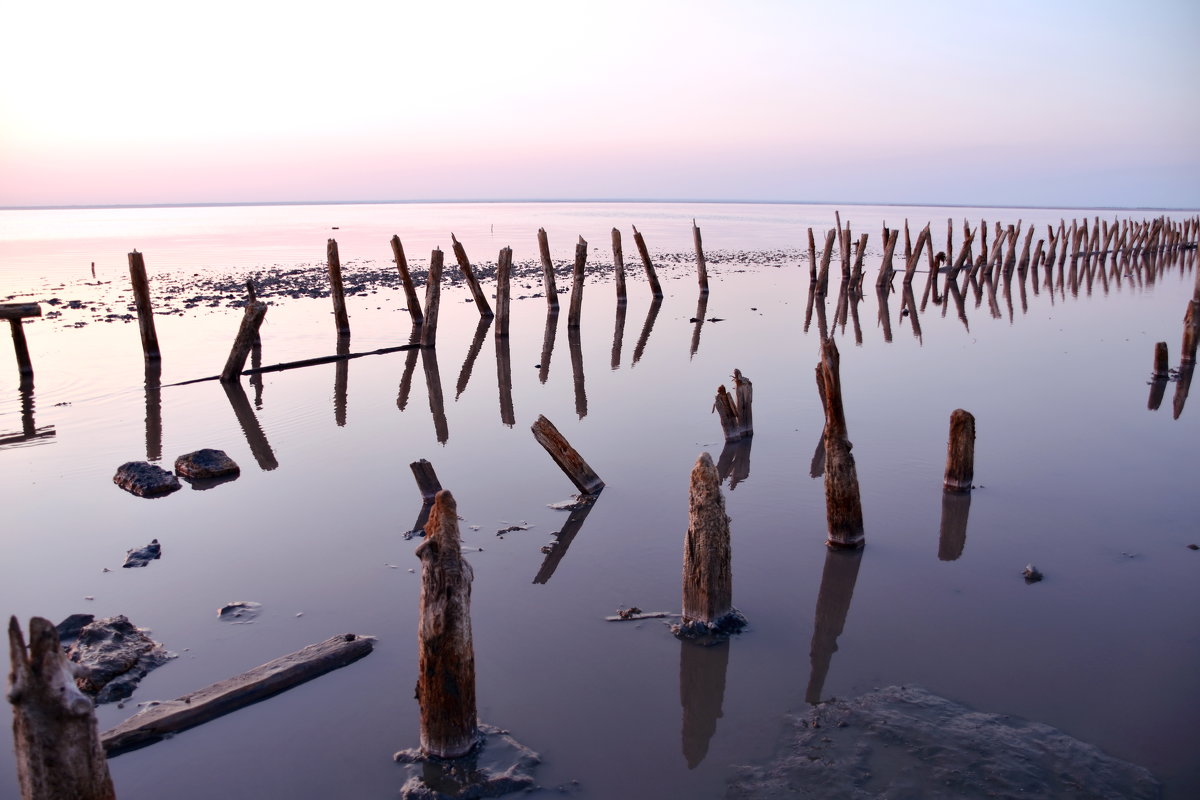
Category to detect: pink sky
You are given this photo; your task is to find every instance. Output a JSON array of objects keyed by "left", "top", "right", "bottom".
[{"left": 3, "top": 0, "right": 1198, "bottom": 209}]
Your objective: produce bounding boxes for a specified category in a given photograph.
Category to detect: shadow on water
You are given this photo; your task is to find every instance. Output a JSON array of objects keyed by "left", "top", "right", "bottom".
[
  {"left": 532, "top": 493, "right": 601, "bottom": 585},
  {"left": 679, "top": 638, "right": 730, "bottom": 770},
  {"left": 0, "top": 384, "right": 56, "bottom": 450},
  {"left": 806, "top": 547, "right": 864, "bottom": 705},
  {"left": 632, "top": 297, "right": 662, "bottom": 366},
  {"left": 221, "top": 379, "right": 278, "bottom": 471},
  {"left": 334, "top": 335, "right": 350, "bottom": 427},
  {"left": 457, "top": 316, "right": 493, "bottom": 399},
  {"left": 938, "top": 491, "right": 972, "bottom": 561},
  {"left": 422, "top": 347, "right": 449, "bottom": 445}
]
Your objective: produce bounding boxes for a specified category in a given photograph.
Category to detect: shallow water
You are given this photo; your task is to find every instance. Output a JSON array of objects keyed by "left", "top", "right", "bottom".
[{"left": 2, "top": 202, "right": 1198, "bottom": 799}]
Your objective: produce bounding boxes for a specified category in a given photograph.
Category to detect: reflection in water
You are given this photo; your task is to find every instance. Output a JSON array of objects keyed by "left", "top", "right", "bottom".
[
  {"left": 539, "top": 308, "right": 559, "bottom": 384},
  {"left": 456, "top": 316, "right": 493, "bottom": 399},
  {"left": 222, "top": 379, "right": 278, "bottom": 471},
  {"left": 1148, "top": 375, "right": 1168, "bottom": 412},
  {"left": 1174, "top": 363, "right": 1194, "bottom": 420},
  {"left": 679, "top": 639, "right": 729, "bottom": 769},
  {"left": 938, "top": 491, "right": 972, "bottom": 561},
  {"left": 691, "top": 292, "right": 709, "bottom": 358},
  {"left": 496, "top": 333, "right": 514, "bottom": 427},
  {"left": 834, "top": 281, "right": 849, "bottom": 333},
  {"left": 849, "top": 290, "right": 863, "bottom": 346},
  {"left": 814, "top": 289, "right": 829, "bottom": 341},
  {"left": 0, "top": 384, "right": 56, "bottom": 449},
  {"left": 533, "top": 495, "right": 600, "bottom": 584},
  {"left": 984, "top": 274, "right": 1002, "bottom": 319},
  {"left": 568, "top": 324, "right": 587, "bottom": 419},
  {"left": 144, "top": 360, "right": 162, "bottom": 461},
  {"left": 633, "top": 297, "right": 662, "bottom": 365},
  {"left": 334, "top": 336, "right": 350, "bottom": 427},
  {"left": 397, "top": 326, "right": 421, "bottom": 411},
  {"left": 716, "top": 438, "right": 752, "bottom": 489},
  {"left": 875, "top": 286, "right": 893, "bottom": 343},
  {"left": 806, "top": 548, "right": 864, "bottom": 705},
  {"left": 901, "top": 284, "right": 922, "bottom": 342},
  {"left": 422, "top": 347, "right": 449, "bottom": 444},
  {"left": 946, "top": 273, "right": 969, "bottom": 331},
  {"left": 611, "top": 300, "right": 627, "bottom": 371},
  {"left": 804, "top": 283, "right": 816, "bottom": 333}
]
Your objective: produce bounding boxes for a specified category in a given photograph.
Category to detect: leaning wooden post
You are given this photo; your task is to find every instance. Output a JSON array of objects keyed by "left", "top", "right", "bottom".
[
  {"left": 631, "top": 226, "right": 664, "bottom": 299},
  {"left": 219, "top": 301, "right": 268, "bottom": 383},
  {"left": 414, "top": 491, "right": 478, "bottom": 759},
  {"left": 568, "top": 236, "right": 587, "bottom": 329},
  {"left": 611, "top": 227, "right": 627, "bottom": 302},
  {"left": 419, "top": 249, "right": 443, "bottom": 348},
  {"left": 816, "top": 338, "right": 864, "bottom": 549},
  {"left": 450, "top": 234, "right": 494, "bottom": 317},
  {"left": 495, "top": 246, "right": 513, "bottom": 338},
  {"left": 128, "top": 250, "right": 160, "bottom": 362},
  {"left": 674, "top": 453, "right": 746, "bottom": 640},
  {"left": 537, "top": 228, "right": 560, "bottom": 311},
  {"left": 807, "top": 228, "right": 818, "bottom": 283},
  {"left": 531, "top": 414, "right": 604, "bottom": 494},
  {"left": 326, "top": 239, "right": 352, "bottom": 338},
  {"left": 390, "top": 235, "right": 424, "bottom": 326},
  {"left": 8, "top": 616, "right": 117, "bottom": 800},
  {"left": 943, "top": 409, "right": 975, "bottom": 492},
  {"left": 692, "top": 219, "right": 710, "bottom": 295}
]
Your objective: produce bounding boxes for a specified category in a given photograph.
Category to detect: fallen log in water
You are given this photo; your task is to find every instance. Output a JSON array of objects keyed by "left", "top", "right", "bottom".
[
  {"left": 100, "top": 633, "right": 375, "bottom": 756},
  {"left": 531, "top": 415, "right": 605, "bottom": 495}
]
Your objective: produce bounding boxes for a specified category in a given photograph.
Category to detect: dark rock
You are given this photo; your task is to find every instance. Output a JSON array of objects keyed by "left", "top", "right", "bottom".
[
  {"left": 55, "top": 613, "right": 95, "bottom": 647},
  {"left": 174, "top": 448, "right": 240, "bottom": 480},
  {"left": 123, "top": 539, "right": 161, "bottom": 568},
  {"left": 672, "top": 609, "right": 748, "bottom": 645},
  {"left": 1023, "top": 564, "right": 1044, "bottom": 583},
  {"left": 218, "top": 601, "right": 262, "bottom": 621},
  {"left": 113, "top": 461, "right": 181, "bottom": 498},
  {"left": 726, "top": 686, "right": 1162, "bottom": 799},
  {"left": 66, "top": 615, "right": 174, "bottom": 704},
  {"left": 395, "top": 723, "right": 540, "bottom": 799}
]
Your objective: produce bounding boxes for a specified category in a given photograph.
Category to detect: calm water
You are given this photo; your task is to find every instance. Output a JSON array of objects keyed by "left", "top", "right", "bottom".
[{"left": 2, "top": 202, "right": 1198, "bottom": 799}]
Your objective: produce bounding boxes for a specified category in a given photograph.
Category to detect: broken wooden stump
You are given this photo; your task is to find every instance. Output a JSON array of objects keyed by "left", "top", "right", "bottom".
[
  {"left": 219, "top": 300, "right": 267, "bottom": 383},
  {"left": 415, "top": 490, "right": 478, "bottom": 759},
  {"left": 8, "top": 616, "right": 117, "bottom": 800},
  {"left": 128, "top": 250, "right": 160, "bottom": 363},
  {"left": 419, "top": 249, "right": 443, "bottom": 348},
  {"left": 390, "top": 235, "right": 424, "bottom": 326},
  {"left": 943, "top": 409, "right": 976, "bottom": 493},
  {"left": 100, "top": 633, "right": 374, "bottom": 756},
  {"left": 1152, "top": 342, "right": 1170, "bottom": 381},
  {"left": 495, "top": 246, "right": 513, "bottom": 338},
  {"left": 530, "top": 415, "right": 604, "bottom": 495},
  {"left": 816, "top": 338, "right": 864, "bottom": 549},
  {"left": 536, "top": 228, "right": 560, "bottom": 310},
  {"left": 632, "top": 225, "right": 664, "bottom": 298},
  {"left": 2, "top": 303, "right": 41, "bottom": 383},
  {"left": 673, "top": 453, "right": 746, "bottom": 643},
  {"left": 326, "top": 239, "right": 351, "bottom": 338},
  {"left": 712, "top": 369, "right": 753, "bottom": 442},
  {"left": 693, "top": 219, "right": 710, "bottom": 295},
  {"left": 450, "top": 233, "right": 493, "bottom": 317},
  {"left": 568, "top": 236, "right": 587, "bottom": 329}
]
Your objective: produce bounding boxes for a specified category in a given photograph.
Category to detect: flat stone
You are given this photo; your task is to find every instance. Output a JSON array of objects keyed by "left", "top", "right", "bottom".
[
  {"left": 726, "top": 685, "right": 1162, "bottom": 799},
  {"left": 66, "top": 615, "right": 174, "bottom": 704},
  {"left": 218, "top": 601, "right": 262, "bottom": 622},
  {"left": 174, "top": 448, "right": 240, "bottom": 480},
  {"left": 114, "top": 461, "right": 181, "bottom": 497},
  {"left": 123, "top": 539, "right": 161, "bottom": 568}
]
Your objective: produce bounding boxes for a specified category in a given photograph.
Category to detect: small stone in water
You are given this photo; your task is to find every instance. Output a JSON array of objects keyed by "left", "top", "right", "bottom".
[{"left": 1022, "top": 564, "right": 1044, "bottom": 583}]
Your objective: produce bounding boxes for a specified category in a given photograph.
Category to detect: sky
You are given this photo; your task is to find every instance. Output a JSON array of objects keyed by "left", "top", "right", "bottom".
[{"left": 2, "top": 0, "right": 1198, "bottom": 209}]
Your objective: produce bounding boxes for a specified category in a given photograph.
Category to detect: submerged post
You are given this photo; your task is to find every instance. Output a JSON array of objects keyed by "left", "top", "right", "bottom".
[
  {"left": 673, "top": 453, "right": 746, "bottom": 641},
  {"left": 568, "top": 236, "right": 587, "bottom": 329},
  {"left": 390, "top": 235, "right": 424, "bottom": 326},
  {"left": 415, "top": 491, "right": 478, "bottom": 759},
  {"left": 327, "top": 239, "right": 351, "bottom": 338},
  {"left": 632, "top": 225, "right": 664, "bottom": 298},
  {"left": 943, "top": 409, "right": 976, "bottom": 492},
  {"left": 692, "top": 219, "right": 710, "bottom": 295},
  {"left": 450, "top": 234, "right": 494, "bottom": 317},
  {"left": 420, "top": 249, "right": 443, "bottom": 348},
  {"left": 220, "top": 301, "right": 268, "bottom": 383},
  {"left": 537, "top": 228, "right": 560, "bottom": 311},
  {"left": 128, "top": 250, "right": 160, "bottom": 362},
  {"left": 816, "top": 338, "right": 864, "bottom": 549},
  {"left": 531, "top": 414, "right": 604, "bottom": 495},
  {"left": 8, "top": 616, "right": 117, "bottom": 800}
]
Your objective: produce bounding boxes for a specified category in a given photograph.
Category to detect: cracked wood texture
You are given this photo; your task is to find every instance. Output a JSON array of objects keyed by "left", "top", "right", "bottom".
[
  {"left": 682, "top": 453, "right": 732, "bottom": 625},
  {"left": 816, "top": 338, "right": 864, "bottom": 549}
]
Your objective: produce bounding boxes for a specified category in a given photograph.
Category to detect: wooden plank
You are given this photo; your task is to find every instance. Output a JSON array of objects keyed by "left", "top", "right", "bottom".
[
  {"left": 0, "top": 303, "right": 41, "bottom": 321},
  {"left": 100, "top": 633, "right": 375, "bottom": 755}
]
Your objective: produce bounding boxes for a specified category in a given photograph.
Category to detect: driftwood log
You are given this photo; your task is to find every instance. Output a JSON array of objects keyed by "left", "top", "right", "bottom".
[
  {"left": 816, "top": 338, "right": 865, "bottom": 549},
  {"left": 415, "top": 491, "right": 478, "bottom": 758},
  {"left": 8, "top": 616, "right": 116, "bottom": 800},
  {"left": 531, "top": 415, "right": 605, "bottom": 495}
]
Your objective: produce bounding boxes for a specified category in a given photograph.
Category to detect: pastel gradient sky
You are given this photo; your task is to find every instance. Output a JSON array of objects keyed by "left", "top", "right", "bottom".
[{"left": 3, "top": 0, "right": 1198, "bottom": 209}]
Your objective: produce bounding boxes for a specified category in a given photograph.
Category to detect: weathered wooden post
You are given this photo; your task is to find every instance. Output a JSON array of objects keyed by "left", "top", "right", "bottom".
[
  {"left": 8, "top": 616, "right": 117, "bottom": 800},
  {"left": 419, "top": 249, "right": 443, "bottom": 348},
  {"left": 943, "top": 409, "right": 975, "bottom": 492},
  {"left": 568, "top": 236, "right": 587, "bottom": 329},
  {"left": 874, "top": 229, "right": 900, "bottom": 289},
  {"left": 415, "top": 491, "right": 478, "bottom": 759},
  {"left": 712, "top": 370, "right": 753, "bottom": 442},
  {"left": 495, "top": 246, "right": 512, "bottom": 338},
  {"left": 849, "top": 233, "right": 869, "bottom": 289},
  {"left": 1182, "top": 300, "right": 1199, "bottom": 365},
  {"left": 531, "top": 415, "right": 604, "bottom": 495},
  {"left": 390, "top": 235, "right": 424, "bottom": 326},
  {"left": 631, "top": 226, "right": 664, "bottom": 298},
  {"left": 807, "top": 228, "right": 818, "bottom": 284},
  {"left": 220, "top": 301, "right": 268, "bottom": 383},
  {"left": 326, "top": 239, "right": 351, "bottom": 338},
  {"left": 816, "top": 229, "right": 837, "bottom": 294},
  {"left": 673, "top": 453, "right": 746, "bottom": 641},
  {"left": 2, "top": 304, "right": 40, "bottom": 384},
  {"left": 816, "top": 338, "right": 864, "bottom": 549},
  {"left": 1152, "top": 342, "right": 1170, "bottom": 381},
  {"left": 536, "top": 228, "right": 560, "bottom": 310},
  {"left": 128, "top": 250, "right": 160, "bottom": 362},
  {"left": 692, "top": 219, "right": 710, "bottom": 295},
  {"left": 450, "top": 234, "right": 493, "bottom": 317},
  {"left": 611, "top": 227, "right": 627, "bottom": 303}
]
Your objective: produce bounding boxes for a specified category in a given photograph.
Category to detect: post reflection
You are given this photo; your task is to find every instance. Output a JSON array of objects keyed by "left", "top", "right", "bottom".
[
  {"left": 1173, "top": 363, "right": 1194, "bottom": 420},
  {"left": 804, "top": 283, "right": 816, "bottom": 334},
  {"left": 849, "top": 290, "right": 863, "bottom": 346},
  {"left": 806, "top": 547, "right": 863, "bottom": 705},
  {"left": 334, "top": 336, "right": 349, "bottom": 427},
  {"left": 456, "top": 316, "right": 493, "bottom": 399},
  {"left": 422, "top": 346, "right": 449, "bottom": 444},
  {"left": 946, "top": 274, "right": 969, "bottom": 331},
  {"left": 901, "top": 284, "right": 922, "bottom": 342},
  {"left": 496, "top": 332, "right": 515, "bottom": 427},
  {"left": 533, "top": 495, "right": 600, "bottom": 584},
  {"left": 144, "top": 359, "right": 162, "bottom": 461},
  {"left": 0, "top": 384, "right": 55, "bottom": 449},
  {"left": 568, "top": 324, "right": 587, "bottom": 419},
  {"left": 690, "top": 292, "right": 709, "bottom": 359},
  {"left": 938, "top": 492, "right": 972, "bottom": 561},
  {"left": 679, "top": 638, "right": 730, "bottom": 769},
  {"left": 809, "top": 430, "right": 826, "bottom": 479},
  {"left": 249, "top": 340, "right": 264, "bottom": 408},
  {"left": 716, "top": 438, "right": 752, "bottom": 489},
  {"left": 539, "top": 307, "right": 559, "bottom": 384},
  {"left": 222, "top": 379, "right": 278, "bottom": 471},
  {"left": 875, "top": 286, "right": 893, "bottom": 343},
  {"left": 632, "top": 297, "right": 662, "bottom": 365},
  {"left": 611, "top": 300, "right": 626, "bottom": 371},
  {"left": 396, "top": 326, "right": 421, "bottom": 411}
]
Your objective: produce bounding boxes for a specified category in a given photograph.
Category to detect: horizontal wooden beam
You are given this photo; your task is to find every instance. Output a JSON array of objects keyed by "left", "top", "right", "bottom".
[{"left": 0, "top": 303, "right": 41, "bottom": 320}]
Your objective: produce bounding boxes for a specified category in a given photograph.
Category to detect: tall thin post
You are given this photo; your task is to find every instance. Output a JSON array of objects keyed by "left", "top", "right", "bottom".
[
  {"left": 128, "top": 250, "right": 160, "bottom": 362},
  {"left": 390, "top": 236, "right": 424, "bottom": 326},
  {"left": 632, "top": 226, "right": 664, "bottom": 299},
  {"left": 420, "top": 249, "right": 443, "bottom": 348},
  {"left": 220, "top": 301, "right": 268, "bottom": 383},
  {"left": 537, "top": 228, "right": 560, "bottom": 310},
  {"left": 495, "top": 246, "right": 513, "bottom": 338},
  {"left": 693, "top": 219, "right": 710, "bottom": 295},
  {"left": 327, "top": 239, "right": 351, "bottom": 338},
  {"left": 568, "top": 236, "right": 587, "bottom": 329},
  {"left": 450, "top": 234, "right": 494, "bottom": 317},
  {"left": 611, "top": 227, "right": 627, "bottom": 303}
]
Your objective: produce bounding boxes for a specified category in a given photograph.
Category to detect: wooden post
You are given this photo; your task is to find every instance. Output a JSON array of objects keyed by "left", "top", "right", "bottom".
[
  {"left": 495, "top": 246, "right": 512, "bottom": 338},
  {"left": 390, "top": 236, "right": 424, "bottom": 326},
  {"left": 568, "top": 236, "right": 587, "bottom": 329},
  {"left": 128, "top": 250, "right": 160, "bottom": 362},
  {"left": 816, "top": 229, "right": 837, "bottom": 293},
  {"left": 420, "top": 249, "right": 443, "bottom": 348},
  {"left": 902, "top": 224, "right": 930, "bottom": 286},
  {"left": 1152, "top": 342, "right": 1169, "bottom": 380},
  {"left": 531, "top": 415, "right": 604, "bottom": 495},
  {"left": 943, "top": 409, "right": 975, "bottom": 492},
  {"left": 849, "top": 233, "right": 868, "bottom": 289},
  {"left": 449, "top": 234, "right": 494, "bottom": 317},
  {"left": 220, "top": 301, "right": 268, "bottom": 383},
  {"left": 415, "top": 491, "right": 478, "bottom": 759},
  {"left": 537, "top": 228, "right": 560, "bottom": 311},
  {"left": 631, "top": 226, "right": 664, "bottom": 299},
  {"left": 807, "top": 228, "right": 818, "bottom": 283},
  {"left": 8, "top": 616, "right": 117, "bottom": 800},
  {"left": 611, "top": 227, "right": 627, "bottom": 303},
  {"left": 816, "top": 338, "right": 864, "bottom": 549},
  {"left": 692, "top": 219, "right": 710, "bottom": 295},
  {"left": 2, "top": 304, "right": 41, "bottom": 382},
  {"left": 712, "top": 370, "right": 754, "bottom": 442},
  {"left": 675, "top": 453, "right": 745, "bottom": 640},
  {"left": 326, "top": 239, "right": 351, "bottom": 338},
  {"left": 875, "top": 229, "right": 899, "bottom": 289}
]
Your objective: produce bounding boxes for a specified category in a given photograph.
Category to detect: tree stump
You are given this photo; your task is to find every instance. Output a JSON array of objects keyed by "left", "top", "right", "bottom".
[{"left": 816, "top": 338, "right": 864, "bottom": 549}]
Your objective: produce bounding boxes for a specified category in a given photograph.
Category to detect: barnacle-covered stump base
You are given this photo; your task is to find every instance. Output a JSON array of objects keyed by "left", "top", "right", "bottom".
[
  {"left": 395, "top": 723, "right": 541, "bottom": 800},
  {"left": 671, "top": 608, "right": 748, "bottom": 646}
]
